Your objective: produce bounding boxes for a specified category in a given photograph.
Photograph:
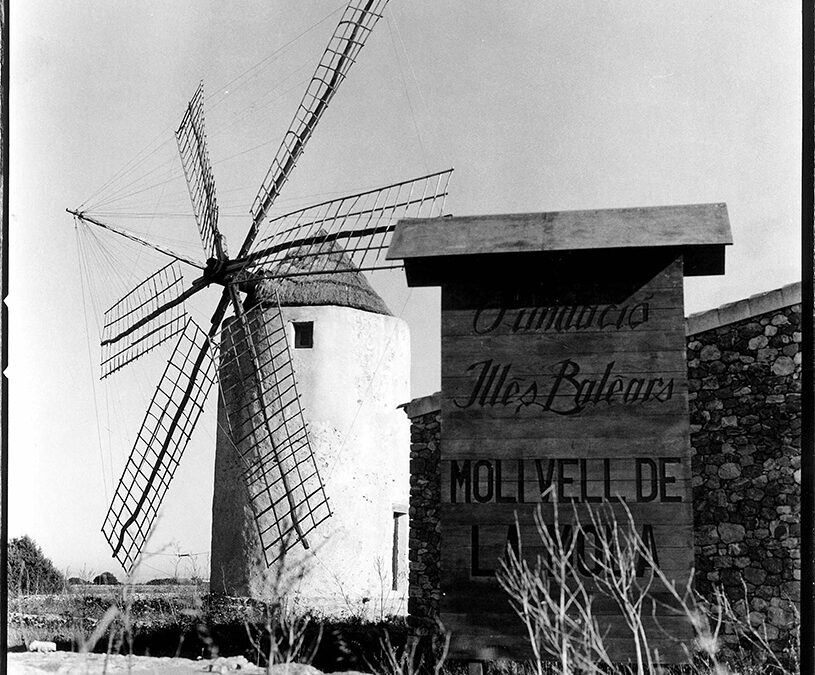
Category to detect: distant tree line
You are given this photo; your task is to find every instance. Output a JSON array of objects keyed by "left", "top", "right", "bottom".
[{"left": 7, "top": 535, "right": 65, "bottom": 595}]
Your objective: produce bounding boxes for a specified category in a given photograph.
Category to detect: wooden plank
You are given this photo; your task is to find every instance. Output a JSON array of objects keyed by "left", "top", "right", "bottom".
[
  {"left": 441, "top": 287, "right": 685, "bottom": 317},
  {"left": 440, "top": 412, "right": 690, "bottom": 440},
  {"left": 440, "top": 436, "right": 690, "bottom": 459},
  {"left": 441, "top": 589, "right": 688, "bottom": 614},
  {"left": 439, "top": 456, "right": 693, "bottom": 480},
  {"left": 442, "top": 305, "right": 686, "bottom": 336},
  {"left": 440, "top": 571, "right": 695, "bottom": 599},
  {"left": 439, "top": 328, "right": 686, "bottom": 352},
  {"left": 442, "top": 348, "right": 687, "bottom": 372},
  {"left": 441, "top": 263, "right": 685, "bottom": 301},
  {"left": 441, "top": 530, "right": 695, "bottom": 557},
  {"left": 442, "top": 611, "right": 693, "bottom": 660},
  {"left": 440, "top": 551, "right": 693, "bottom": 583},
  {"left": 441, "top": 402, "right": 685, "bottom": 422},
  {"left": 444, "top": 635, "right": 689, "bottom": 663},
  {"left": 388, "top": 203, "right": 731, "bottom": 259},
  {"left": 439, "top": 500, "right": 694, "bottom": 518},
  {"left": 442, "top": 348, "right": 681, "bottom": 372},
  {"left": 443, "top": 611, "right": 692, "bottom": 638},
  {"left": 440, "top": 522, "right": 695, "bottom": 555},
  {"left": 441, "top": 267, "right": 686, "bottom": 340},
  {"left": 441, "top": 371, "right": 688, "bottom": 412},
  {"left": 441, "top": 286, "right": 685, "bottom": 313},
  {"left": 444, "top": 634, "right": 690, "bottom": 663},
  {"left": 438, "top": 467, "right": 692, "bottom": 505}
]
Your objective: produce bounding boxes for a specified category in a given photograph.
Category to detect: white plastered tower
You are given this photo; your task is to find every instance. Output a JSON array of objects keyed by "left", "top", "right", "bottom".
[{"left": 210, "top": 263, "right": 410, "bottom": 614}]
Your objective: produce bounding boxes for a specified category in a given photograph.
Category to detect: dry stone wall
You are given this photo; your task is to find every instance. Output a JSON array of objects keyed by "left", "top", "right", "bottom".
[
  {"left": 401, "top": 394, "right": 441, "bottom": 633},
  {"left": 403, "top": 283, "right": 801, "bottom": 650},
  {"left": 686, "top": 285, "right": 800, "bottom": 651}
]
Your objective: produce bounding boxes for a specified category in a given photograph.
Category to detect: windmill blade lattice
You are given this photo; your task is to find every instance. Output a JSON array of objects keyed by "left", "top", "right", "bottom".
[
  {"left": 238, "top": 169, "right": 453, "bottom": 280},
  {"left": 218, "top": 301, "right": 330, "bottom": 567},
  {"left": 102, "top": 319, "right": 217, "bottom": 571},
  {"left": 176, "top": 82, "right": 224, "bottom": 261},
  {"left": 101, "top": 262, "right": 188, "bottom": 379},
  {"left": 248, "top": 0, "right": 389, "bottom": 234}
]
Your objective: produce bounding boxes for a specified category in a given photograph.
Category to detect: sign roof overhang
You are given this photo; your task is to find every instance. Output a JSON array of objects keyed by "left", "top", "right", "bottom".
[{"left": 387, "top": 203, "right": 731, "bottom": 285}]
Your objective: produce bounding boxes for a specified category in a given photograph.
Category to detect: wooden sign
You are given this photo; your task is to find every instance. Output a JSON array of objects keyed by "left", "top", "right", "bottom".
[
  {"left": 387, "top": 205, "right": 731, "bottom": 664},
  {"left": 441, "top": 254, "right": 693, "bottom": 661}
]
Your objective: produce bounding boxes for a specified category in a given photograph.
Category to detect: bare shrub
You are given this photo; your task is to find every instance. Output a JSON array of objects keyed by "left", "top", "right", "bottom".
[
  {"left": 241, "top": 528, "right": 324, "bottom": 672},
  {"left": 497, "top": 497, "right": 798, "bottom": 675},
  {"left": 370, "top": 617, "right": 450, "bottom": 675}
]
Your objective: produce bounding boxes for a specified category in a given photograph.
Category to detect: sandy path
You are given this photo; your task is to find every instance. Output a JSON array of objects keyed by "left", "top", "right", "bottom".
[{"left": 6, "top": 653, "right": 333, "bottom": 675}]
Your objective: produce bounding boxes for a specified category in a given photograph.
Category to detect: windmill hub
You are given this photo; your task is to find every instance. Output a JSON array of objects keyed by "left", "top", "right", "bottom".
[{"left": 202, "top": 257, "right": 230, "bottom": 286}]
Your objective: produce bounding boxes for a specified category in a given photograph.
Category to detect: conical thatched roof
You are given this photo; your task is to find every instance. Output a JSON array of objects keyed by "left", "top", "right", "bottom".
[{"left": 241, "top": 233, "right": 392, "bottom": 316}]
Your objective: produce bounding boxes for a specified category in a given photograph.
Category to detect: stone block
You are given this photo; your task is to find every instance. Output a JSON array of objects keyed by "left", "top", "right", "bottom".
[
  {"left": 718, "top": 523, "right": 745, "bottom": 543},
  {"left": 716, "top": 300, "right": 752, "bottom": 328},
  {"left": 771, "top": 356, "right": 795, "bottom": 376},
  {"left": 700, "top": 345, "right": 722, "bottom": 361},
  {"left": 762, "top": 558, "right": 783, "bottom": 574},
  {"left": 702, "top": 376, "right": 719, "bottom": 389},
  {"left": 771, "top": 313, "right": 790, "bottom": 326},
  {"left": 718, "top": 462, "right": 741, "bottom": 479},
  {"left": 743, "top": 566, "right": 767, "bottom": 585},
  {"left": 686, "top": 310, "right": 722, "bottom": 336},
  {"left": 780, "top": 282, "right": 802, "bottom": 307},
  {"left": 756, "top": 347, "right": 778, "bottom": 361},
  {"left": 745, "top": 289, "right": 783, "bottom": 318},
  {"left": 748, "top": 335, "right": 768, "bottom": 350}
]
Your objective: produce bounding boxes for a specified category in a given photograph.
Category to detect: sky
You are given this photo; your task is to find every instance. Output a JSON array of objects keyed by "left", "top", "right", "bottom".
[{"left": 10, "top": 2, "right": 801, "bottom": 580}]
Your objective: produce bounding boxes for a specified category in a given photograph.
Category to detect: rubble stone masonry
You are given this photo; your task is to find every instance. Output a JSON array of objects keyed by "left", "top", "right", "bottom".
[
  {"left": 400, "top": 393, "right": 442, "bottom": 631},
  {"left": 686, "top": 283, "right": 800, "bottom": 651}
]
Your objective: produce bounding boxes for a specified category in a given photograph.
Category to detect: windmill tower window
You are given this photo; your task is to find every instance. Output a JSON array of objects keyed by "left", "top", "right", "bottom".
[
  {"left": 392, "top": 508, "right": 407, "bottom": 591},
  {"left": 293, "top": 322, "right": 314, "bottom": 349}
]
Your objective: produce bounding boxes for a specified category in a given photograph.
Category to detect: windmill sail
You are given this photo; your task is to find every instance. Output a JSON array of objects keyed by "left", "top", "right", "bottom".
[
  {"left": 243, "top": 0, "right": 389, "bottom": 255},
  {"left": 176, "top": 82, "right": 224, "bottom": 261},
  {"left": 101, "top": 262, "right": 188, "bottom": 379},
  {"left": 237, "top": 169, "right": 453, "bottom": 281},
  {"left": 218, "top": 301, "right": 331, "bottom": 566},
  {"left": 102, "top": 319, "right": 217, "bottom": 570}
]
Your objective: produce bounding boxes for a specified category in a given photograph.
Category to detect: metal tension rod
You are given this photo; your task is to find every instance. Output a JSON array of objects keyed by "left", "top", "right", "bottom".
[{"left": 67, "top": 209, "right": 207, "bottom": 270}]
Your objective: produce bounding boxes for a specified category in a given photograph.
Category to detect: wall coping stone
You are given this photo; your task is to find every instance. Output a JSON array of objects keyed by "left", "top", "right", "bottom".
[
  {"left": 399, "top": 391, "right": 441, "bottom": 419},
  {"left": 686, "top": 282, "right": 801, "bottom": 336}
]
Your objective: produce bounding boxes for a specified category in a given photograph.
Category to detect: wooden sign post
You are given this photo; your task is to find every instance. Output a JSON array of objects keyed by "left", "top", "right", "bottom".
[{"left": 388, "top": 204, "right": 731, "bottom": 663}]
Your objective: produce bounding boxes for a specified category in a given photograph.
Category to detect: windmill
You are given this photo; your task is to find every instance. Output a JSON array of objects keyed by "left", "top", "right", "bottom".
[{"left": 67, "top": 0, "right": 453, "bottom": 575}]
